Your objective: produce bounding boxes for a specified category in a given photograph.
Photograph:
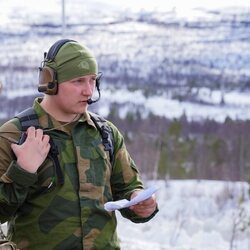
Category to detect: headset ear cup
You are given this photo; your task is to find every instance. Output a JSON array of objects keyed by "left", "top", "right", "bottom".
[{"left": 38, "top": 67, "right": 58, "bottom": 95}]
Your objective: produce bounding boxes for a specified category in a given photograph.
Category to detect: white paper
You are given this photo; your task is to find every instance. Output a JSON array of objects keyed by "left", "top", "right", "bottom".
[{"left": 104, "top": 186, "right": 159, "bottom": 212}]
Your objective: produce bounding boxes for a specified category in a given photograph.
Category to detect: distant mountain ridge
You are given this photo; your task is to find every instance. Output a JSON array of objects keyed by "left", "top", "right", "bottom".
[{"left": 0, "top": 2, "right": 250, "bottom": 120}]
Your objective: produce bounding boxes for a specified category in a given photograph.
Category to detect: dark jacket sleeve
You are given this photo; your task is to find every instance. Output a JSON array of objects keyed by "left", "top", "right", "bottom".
[
  {"left": 108, "top": 122, "right": 158, "bottom": 223},
  {"left": 0, "top": 120, "right": 37, "bottom": 222}
]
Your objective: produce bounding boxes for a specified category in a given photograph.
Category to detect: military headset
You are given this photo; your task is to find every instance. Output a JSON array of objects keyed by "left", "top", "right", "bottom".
[{"left": 38, "top": 38, "right": 102, "bottom": 102}]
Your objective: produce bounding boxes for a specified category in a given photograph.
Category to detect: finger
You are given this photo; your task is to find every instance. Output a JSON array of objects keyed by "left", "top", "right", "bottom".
[
  {"left": 11, "top": 143, "right": 18, "bottom": 153},
  {"left": 135, "top": 197, "right": 155, "bottom": 207},
  {"left": 141, "top": 197, "right": 154, "bottom": 206},
  {"left": 131, "top": 207, "right": 152, "bottom": 218},
  {"left": 144, "top": 194, "right": 156, "bottom": 205},
  {"left": 42, "top": 134, "right": 50, "bottom": 144},
  {"left": 26, "top": 126, "right": 36, "bottom": 139},
  {"left": 45, "top": 142, "right": 51, "bottom": 153},
  {"left": 35, "top": 128, "right": 44, "bottom": 140},
  {"left": 131, "top": 199, "right": 156, "bottom": 213},
  {"left": 41, "top": 142, "right": 51, "bottom": 157},
  {"left": 135, "top": 203, "right": 156, "bottom": 213}
]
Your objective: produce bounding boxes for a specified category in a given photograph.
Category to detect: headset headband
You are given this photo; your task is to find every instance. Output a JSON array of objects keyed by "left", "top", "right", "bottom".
[
  {"left": 46, "top": 39, "right": 76, "bottom": 61},
  {"left": 38, "top": 38, "right": 101, "bottom": 98}
]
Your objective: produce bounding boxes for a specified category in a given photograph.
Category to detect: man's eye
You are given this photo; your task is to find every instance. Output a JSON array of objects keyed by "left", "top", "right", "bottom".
[
  {"left": 90, "top": 78, "right": 96, "bottom": 84},
  {"left": 72, "top": 80, "right": 82, "bottom": 84}
]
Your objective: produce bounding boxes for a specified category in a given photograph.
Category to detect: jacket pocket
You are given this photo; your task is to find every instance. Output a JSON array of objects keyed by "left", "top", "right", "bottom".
[{"left": 79, "top": 142, "right": 112, "bottom": 186}]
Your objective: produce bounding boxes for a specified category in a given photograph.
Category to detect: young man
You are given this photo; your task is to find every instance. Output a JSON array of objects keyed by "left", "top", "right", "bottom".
[{"left": 0, "top": 39, "right": 158, "bottom": 250}]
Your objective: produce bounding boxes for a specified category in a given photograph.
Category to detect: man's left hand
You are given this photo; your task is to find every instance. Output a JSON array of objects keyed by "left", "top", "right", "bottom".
[{"left": 129, "top": 190, "right": 157, "bottom": 218}]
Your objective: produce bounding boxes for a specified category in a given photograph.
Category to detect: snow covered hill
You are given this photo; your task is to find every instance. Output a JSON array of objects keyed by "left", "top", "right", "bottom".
[
  {"left": 117, "top": 180, "right": 250, "bottom": 250},
  {"left": 0, "top": 0, "right": 250, "bottom": 121}
]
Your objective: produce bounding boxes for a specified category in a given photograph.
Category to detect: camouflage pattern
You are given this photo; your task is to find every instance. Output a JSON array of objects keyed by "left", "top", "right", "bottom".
[{"left": 0, "top": 98, "right": 156, "bottom": 250}]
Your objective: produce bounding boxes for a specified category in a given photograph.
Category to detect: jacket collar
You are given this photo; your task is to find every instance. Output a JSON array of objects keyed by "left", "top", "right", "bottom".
[{"left": 32, "top": 97, "right": 97, "bottom": 133}]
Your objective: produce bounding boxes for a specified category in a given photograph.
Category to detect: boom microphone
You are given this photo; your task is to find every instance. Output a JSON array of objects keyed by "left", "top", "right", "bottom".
[
  {"left": 87, "top": 73, "right": 102, "bottom": 105},
  {"left": 86, "top": 89, "right": 101, "bottom": 104}
]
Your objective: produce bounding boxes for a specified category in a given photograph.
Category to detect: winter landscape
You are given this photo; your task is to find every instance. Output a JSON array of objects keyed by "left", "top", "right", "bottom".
[
  {"left": 117, "top": 179, "right": 250, "bottom": 250},
  {"left": 1, "top": 0, "right": 250, "bottom": 249},
  {"left": 1, "top": 0, "right": 250, "bottom": 122},
  {"left": 2, "top": 179, "right": 250, "bottom": 250}
]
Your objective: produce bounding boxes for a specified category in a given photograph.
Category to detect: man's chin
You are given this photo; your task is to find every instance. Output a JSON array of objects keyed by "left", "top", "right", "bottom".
[{"left": 74, "top": 106, "right": 88, "bottom": 114}]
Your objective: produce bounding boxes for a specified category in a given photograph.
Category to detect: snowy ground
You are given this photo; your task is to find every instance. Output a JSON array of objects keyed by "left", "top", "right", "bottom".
[
  {"left": 1, "top": 180, "right": 249, "bottom": 249},
  {"left": 1, "top": 0, "right": 250, "bottom": 122},
  {"left": 117, "top": 180, "right": 250, "bottom": 250},
  {"left": 98, "top": 87, "right": 250, "bottom": 122}
]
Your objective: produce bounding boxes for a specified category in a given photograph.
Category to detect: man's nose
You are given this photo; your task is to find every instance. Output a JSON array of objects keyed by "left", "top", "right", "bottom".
[{"left": 82, "top": 82, "right": 93, "bottom": 95}]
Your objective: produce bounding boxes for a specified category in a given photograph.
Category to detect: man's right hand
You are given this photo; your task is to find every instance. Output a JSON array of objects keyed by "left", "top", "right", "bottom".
[{"left": 11, "top": 127, "right": 50, "bottom": 173}]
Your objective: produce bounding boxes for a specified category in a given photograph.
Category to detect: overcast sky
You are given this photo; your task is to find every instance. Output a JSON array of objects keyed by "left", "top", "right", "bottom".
[
  {"left": 97, "top": 0, "right": 250, "bottom": 12},
  {"left": 2, "top": 0, "right": 250, "bottom": 12},
  {"left": 1, "top": 0, "right": 250, "bottom": 20}
]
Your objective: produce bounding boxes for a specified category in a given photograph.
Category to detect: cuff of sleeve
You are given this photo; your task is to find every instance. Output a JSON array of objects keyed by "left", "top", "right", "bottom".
[
  {"left": 124, "top": 188, "right": 144, "bottom": 201},
  {"left": 5, "top": 161, "right": 37, "bottom": 187},
  {"left": 121, "top": 204, "right": 159, "bottom": 223}
]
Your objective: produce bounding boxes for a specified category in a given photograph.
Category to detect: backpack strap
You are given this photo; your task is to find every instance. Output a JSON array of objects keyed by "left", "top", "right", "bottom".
[
  {"left": 15, "top": 107, "right": 40, "bottom": 131},
  {"left": 15, "top": 107, "right": 64, "bottom": 185},
  {"left": 89, "top": 113, "right": 115, "bottom": 165}
]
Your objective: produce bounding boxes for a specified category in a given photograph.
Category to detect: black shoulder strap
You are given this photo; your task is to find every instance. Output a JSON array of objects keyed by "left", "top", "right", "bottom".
[
  {"left": 15, "top": 107, "right": 64, "bottom": 185},
  {"left": 89, "top": 113, "right": 115, "bottom": 165},
  {"left": 15, "top": 107, "right": 40, "bottom": 131}
]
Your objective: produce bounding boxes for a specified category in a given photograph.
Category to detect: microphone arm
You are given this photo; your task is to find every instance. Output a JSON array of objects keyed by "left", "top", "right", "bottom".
[
  {"left": 87, "top": 84, "right": 101, "bottom": 105},
  {"left": 87, "top": 72, "right": 102, "bottom": 105}
]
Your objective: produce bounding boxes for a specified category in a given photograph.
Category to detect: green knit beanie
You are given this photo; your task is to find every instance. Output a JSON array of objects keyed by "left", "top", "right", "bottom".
[{"left": 45, "top": 41, "right": 98, "bottom": 83}]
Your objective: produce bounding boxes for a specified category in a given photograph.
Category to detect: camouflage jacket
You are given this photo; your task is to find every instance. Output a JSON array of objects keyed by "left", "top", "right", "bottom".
[{"left": 0, "top": 98, "right": 157, "bottom": 250}]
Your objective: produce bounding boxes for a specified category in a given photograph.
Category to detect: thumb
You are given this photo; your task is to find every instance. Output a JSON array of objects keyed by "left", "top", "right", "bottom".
[{"left": 11, "top": 143, "right": 19, "bottom": 154}]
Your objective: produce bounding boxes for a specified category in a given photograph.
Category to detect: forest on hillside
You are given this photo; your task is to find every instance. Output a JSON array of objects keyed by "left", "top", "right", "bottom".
[
  {"left": 0, "top": 3, "right": 250, "bottom": 183},
  {"left": 106, "top": 107, "right": 250, "bottom": 182},
  {"left": 1, "top": 106, "right": 250, "bottom": 182}
]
